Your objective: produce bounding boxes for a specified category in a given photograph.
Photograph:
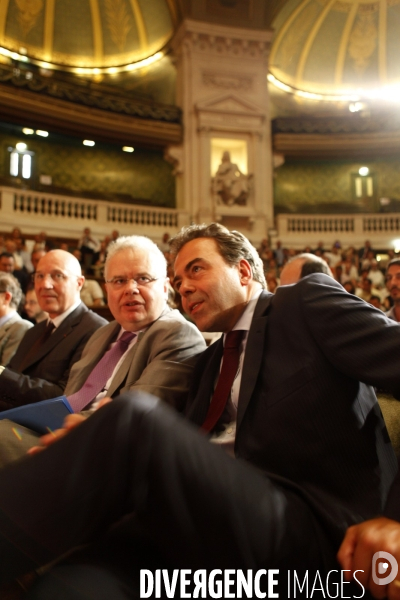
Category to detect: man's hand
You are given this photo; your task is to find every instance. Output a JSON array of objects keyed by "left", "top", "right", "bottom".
[
  {"left": 27, "top": 414, "right": 86, "bottom": 455},
  {"left": 338, "top": 517, "right": 400, "bottom": 599},
  {"left": 27, "top": 397, "right": 113, "bottom": 455}
]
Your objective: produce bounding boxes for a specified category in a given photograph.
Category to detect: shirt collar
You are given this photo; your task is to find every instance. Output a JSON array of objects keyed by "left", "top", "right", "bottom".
[
  {"left": 223, "top": 288, "right": 263, "bottom": 342},
  {"left": 0, "top": 311, "right": 16, "bottom": 328},
  {"left": 52, "top": 300, "right": 82, "bottom": 329}
]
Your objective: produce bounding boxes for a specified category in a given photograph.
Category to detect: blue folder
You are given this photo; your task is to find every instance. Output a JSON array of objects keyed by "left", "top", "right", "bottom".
[{"left": 0, "top": 396, "right": 74, "bottom": 434}]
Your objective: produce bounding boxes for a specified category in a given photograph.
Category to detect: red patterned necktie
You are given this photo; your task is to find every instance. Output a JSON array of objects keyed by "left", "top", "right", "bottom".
[
  {"left": 67, "top": 331, "right": 136, "bottom": 413},
  {"left": 201, "top": 330, "right": 245, "bottom": 432}
]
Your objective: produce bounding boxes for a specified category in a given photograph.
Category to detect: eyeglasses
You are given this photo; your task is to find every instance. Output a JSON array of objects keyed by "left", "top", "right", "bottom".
[
  {"left": 32, "top": 272, "right": 70, "bottom": 283},
  {"left": 105, "top": 276, "right": 159, "bottom": 290}
]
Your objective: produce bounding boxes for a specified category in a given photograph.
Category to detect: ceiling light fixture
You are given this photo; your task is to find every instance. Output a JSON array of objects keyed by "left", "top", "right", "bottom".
[
  {"left": 36, "top": 130, "right": 48, "bottom": 137},
  {"left": 22, "top": 128, "right": 34, "bottom": 135},
  {"left": 83, "top": 140, "right": 95, "bottom": 147},
  {"left": 122, "top": 146, "right": 134, "bottom": 153}
]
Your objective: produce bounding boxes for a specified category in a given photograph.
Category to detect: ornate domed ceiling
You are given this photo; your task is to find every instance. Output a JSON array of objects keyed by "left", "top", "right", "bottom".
[
  {"left": 270, "top": 0, "right": 400, "bottom": 98},
  {"left": 0, "top": 0, "right": 178, "bottom": 72}
]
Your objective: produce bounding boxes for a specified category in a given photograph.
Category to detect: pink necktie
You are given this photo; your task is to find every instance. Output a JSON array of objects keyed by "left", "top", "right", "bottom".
[
  {"left": 202, "top": 330, "right": 245, "bottom": 432},
  {"left": 67, "top": 331, "right": 136, "bottom": 412}
]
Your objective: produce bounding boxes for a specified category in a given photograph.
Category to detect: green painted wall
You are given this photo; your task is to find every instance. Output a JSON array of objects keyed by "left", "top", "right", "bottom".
[
  {"left": 0, "top": 132, "right": 175, "bottom": 207},
  {"left": 274, "top": 157, "right": 400, "bottom": 214}
]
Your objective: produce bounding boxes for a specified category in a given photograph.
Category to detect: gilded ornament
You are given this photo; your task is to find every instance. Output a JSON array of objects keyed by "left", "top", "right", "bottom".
[
  {"left": 348, "top": 14, "right": 377, "bottom": 73},
  {"left": 104, "top": 0, "right": 132, "bottom": 53},
  {"left": 15, "top": 0, "right": 43, "bottom": 38}
]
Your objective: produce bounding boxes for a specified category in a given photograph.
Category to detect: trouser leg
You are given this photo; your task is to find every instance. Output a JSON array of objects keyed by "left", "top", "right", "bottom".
[{"left": 0, "top": 392, "right": 329, "bottom": 583}]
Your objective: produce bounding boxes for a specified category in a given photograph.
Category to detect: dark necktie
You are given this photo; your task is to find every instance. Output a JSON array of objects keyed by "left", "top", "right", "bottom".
[
  {"left": 19, "top": 320, "right": 55, "bottom": 371},
  {"left": 67, "top": 331, "right": 136, "bottom": 413},
  {"left": 202, "top": 330, "right": 245, "bottom": 432}
]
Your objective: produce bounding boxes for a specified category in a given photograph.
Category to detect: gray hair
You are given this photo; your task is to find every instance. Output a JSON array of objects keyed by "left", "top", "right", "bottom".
[
  {"left": 104, "top": 235, "right": 167, "bottom": 278},
  {"left": 0, "top": 273, "right": 22, "bottom": 309},
  {"left": 169, "top": 223, "right": 266, "bottom": 288}
]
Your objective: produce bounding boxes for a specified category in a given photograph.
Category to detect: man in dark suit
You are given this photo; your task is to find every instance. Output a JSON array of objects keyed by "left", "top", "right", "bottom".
[
  {"left": 0, "top": 224, "right": 400, "bottom": 598},
  {"left": 0, "top": 249, "right": 107, "bottom": 409}
]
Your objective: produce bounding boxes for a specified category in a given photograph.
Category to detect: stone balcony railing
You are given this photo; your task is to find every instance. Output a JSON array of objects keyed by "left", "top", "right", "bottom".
[
  {"left": 0, "top": 186, "right": 190, "bottom": 243},
  {"left": 275, "top": 213, "right": 400, "bottom": 250}
]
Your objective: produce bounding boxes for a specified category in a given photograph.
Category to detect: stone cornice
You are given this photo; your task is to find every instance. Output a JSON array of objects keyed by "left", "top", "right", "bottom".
[{"left": 171, "top": 18, "right": 273, "bottom": 58}]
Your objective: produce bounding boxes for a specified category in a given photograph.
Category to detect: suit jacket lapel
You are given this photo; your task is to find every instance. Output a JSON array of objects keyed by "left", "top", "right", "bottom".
[
  {"left": 76, "top": 321, "right": 121, "bottom": 391},
  {"left": 21, "top": 304, "right": 85, "bottom": 370},
  {"left": 107, "top": 330, "right": 142, "bottom": 396},
  {"left": 236, "top": 291, "right": 272, "bottom": 431},
  {"left": 186, "top": 336, "right": 223, "bottom": 426}
]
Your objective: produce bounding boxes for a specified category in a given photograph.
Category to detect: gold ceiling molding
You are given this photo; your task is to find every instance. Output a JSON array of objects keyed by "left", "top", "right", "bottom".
[
  {"left": 105, "top": 0, "right": 132, "bottom": 52},
  {"left": 15, "top": 0, "right": 43, "bottom": 38},
  {"left": 0, "top": 0, "right": 176, "bottom": 71},
  {"left": 271, "top": 0, "right": 400, "bottom": 96}
]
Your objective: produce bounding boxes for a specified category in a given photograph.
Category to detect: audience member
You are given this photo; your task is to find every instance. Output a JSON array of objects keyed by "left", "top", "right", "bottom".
[
  {"left": 30, "top": 248, "right": 46, "bottom": 272},
  {"left": 78, "top": 227, "right": 100, "bottom": 271},
  {"left": 385, "top": 258, "right": 400, "bottom": 322},
  {"left": 369, "top": 294, "right": 383, "bottom": 310},
  {"left": 0, "top": 273, "right": 32, "bottom": 365},
  {"left": 355, "top": 277, "right": 382, "bottom": 303},
  {"left": 368, "top": 259, "right": 385, "bottom": 288},
  {"left": 274, "top": 240, "right": 284, "bottom": 267},
  {"left": 0, "top": 224, "right": 399, "bottom": 597},
  {"left": 340, "top": 257, "right": 358, "bottom": 287},
  {"left": 0, "top": 250, "right": 107, "bottom": 409},
  {"left": 24, "top": 288, "right": 48, "bottom": 324},
  {"left": 0, "top": 251, "right": 29, "bottom": 292},
  {"left": 80, "top": 277, "right": 105, "bottom": 307},
  {"left": 323, "top": 243, "right": 342, "bottom": 269},
  {"left": 343, "top": 280, "right": 356, "bottom": 294},
  {"left": 279, "top": 252, "right": 331, "bottom": 285}
]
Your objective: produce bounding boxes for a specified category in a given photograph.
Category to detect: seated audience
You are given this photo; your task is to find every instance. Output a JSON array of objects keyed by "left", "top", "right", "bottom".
[
  {"left": 0, "top": 273, "right": 32, "bottom": 365},
  {"left": 0, "top": 250, "right": 107, "bottom": 410},
  {"left": 0, "top": 224, "right": 399, "bottom": 598},
  {"left": 0, "top": 235, "right": 206, "bottom": 460}
]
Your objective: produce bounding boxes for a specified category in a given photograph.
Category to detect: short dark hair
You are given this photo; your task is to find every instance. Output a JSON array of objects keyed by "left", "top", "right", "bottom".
[
  {"left": 0, "top": 252, "right": 14, "bottom": 261},
  {"left": 0, "top": 273, "right": 22, "bottom": 309},
  {"left": 169, "top": 223, "right": 266, "bottom": 288}
]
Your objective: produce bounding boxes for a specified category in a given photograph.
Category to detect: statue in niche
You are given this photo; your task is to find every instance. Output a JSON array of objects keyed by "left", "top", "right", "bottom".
[{"left": 212, "top": 151, "right": 251, "bottom": 206}]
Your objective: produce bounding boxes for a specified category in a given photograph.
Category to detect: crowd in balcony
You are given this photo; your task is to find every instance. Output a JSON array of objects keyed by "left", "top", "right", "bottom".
[
  {"left": 1, "top": 227, "right": 399, "bottom": 322},
  {"left": 256, "top": 237, "right": 397, "bottom": 313}
]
